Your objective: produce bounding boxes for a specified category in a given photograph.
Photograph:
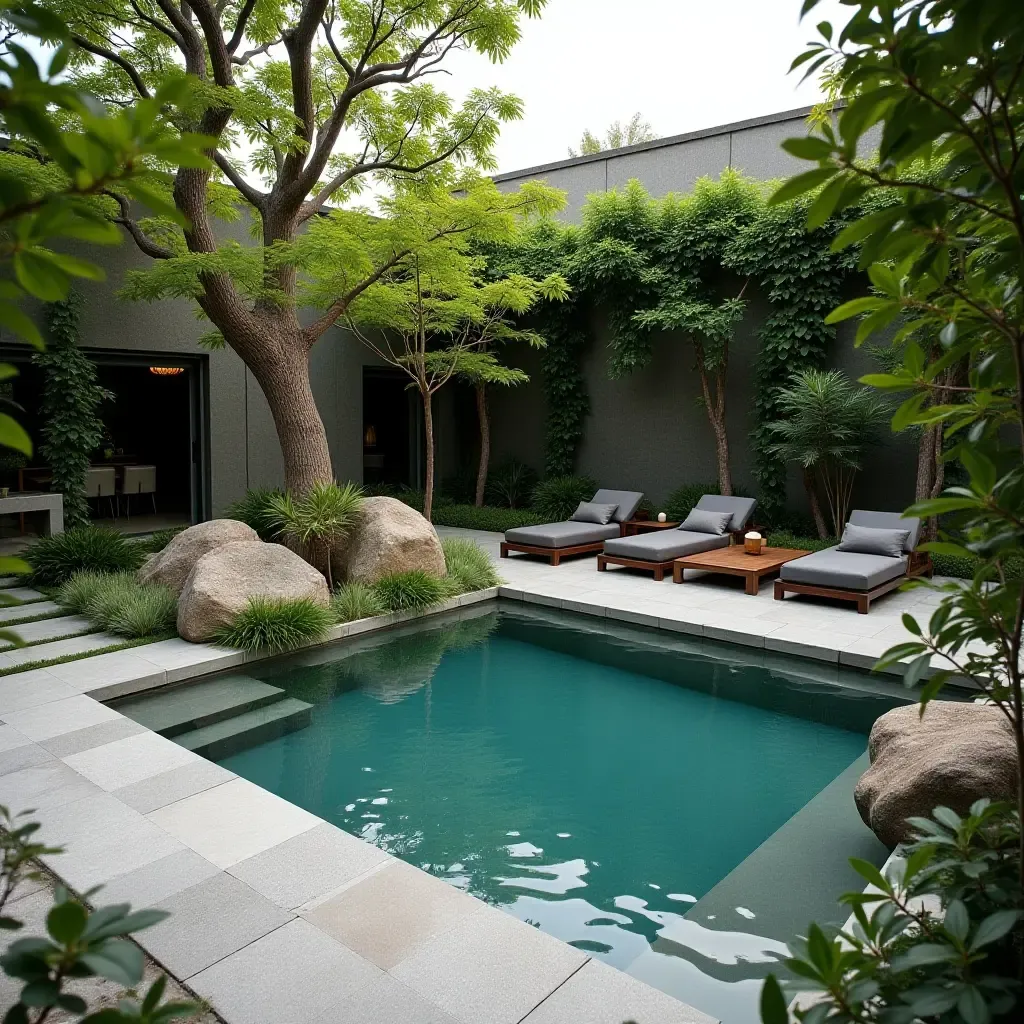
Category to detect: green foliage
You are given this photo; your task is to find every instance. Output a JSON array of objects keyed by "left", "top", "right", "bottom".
[
  {"left": 432, "top": 503, "right": 541, "bottom": 533},
  {"left": 26, "top": 527, "right": 143, "bottom": 585},
  {"left": 0, "top": 803, "right": 197, "bottom": 1024},
  {"left": 442, "top": 538, "right": 501, "bottom": 592},
  {"left": 764, "top": 531, "right": 835, "bottom": 553},
  {"left": 569, "top": 113, "right": 657, "bottom": 158},
  {"left": 761, "top": 5, "right": 1024, "bottom": 1021},
  {"left": 531, "top": 475, "right": 598, "bottom": 522},
  {"left": 485, "top": 459, "right": 538, "bottom": 509},
  {"left": 767, "top": 370, "right": 888, "bottom": 538},
  {"left": 762, "top": 801, "right": 1022, "bottom": 1024},
  {"left": 32, "top": 293, "right": 109, "bottom": 529},
  {"left": 132, "top": 527, "right": 184, "bottom": 554},
  {"left": 664, "top": 482, "right": 719, "bottom": 524},
  {"left": 223, "top": 487, "right": 286, "bottom": 541},
  {"left": 331, "top": 582, "right": 386, "bottom": 624},
  {"left": 264, "top": 481, "right": 363, "bottom": 588},
  {"left": 213, "top": 597, "right": 334, "bottom": 653},
  {"left": 373, "top": 571, "right": 449, "bottom": 612},
  {"left": 58, "top": 571, "right": 176, "bottom": 638}
]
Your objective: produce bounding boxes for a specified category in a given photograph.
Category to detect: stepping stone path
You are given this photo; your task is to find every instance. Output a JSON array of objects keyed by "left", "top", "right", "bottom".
[
  {"left": 0, "top": 600, "right": 61, "bottom": 623},
  {"left": 0, "top": 587, "right": 47, "bottom": 603},
  {"left": 0, "top": 631, "right": 121, "bottom": 670},
  {"left": 0, "top": 615, "right": 93, "bottom": 648}
]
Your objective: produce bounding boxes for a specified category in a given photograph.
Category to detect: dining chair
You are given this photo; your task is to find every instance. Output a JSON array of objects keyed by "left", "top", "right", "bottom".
[
  {"left": 121, "top": 464, "right": 157, "bottom": 518},
  {"left": 84, "top": 466, "right": 117, "bottom": 519}
]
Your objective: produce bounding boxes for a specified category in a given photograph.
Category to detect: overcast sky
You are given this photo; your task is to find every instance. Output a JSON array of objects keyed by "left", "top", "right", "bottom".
[{"left": 442, "top": 0, "right": 848, "bottom": 174}]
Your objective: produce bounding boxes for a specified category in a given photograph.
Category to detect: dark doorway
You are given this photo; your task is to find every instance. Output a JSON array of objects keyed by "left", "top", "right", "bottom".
[
  {"left": 0, "top": 346, "right": 207, "bottom": 537},
  {"left": 363, "top": 368, "right": 411, "bottom": 487}
]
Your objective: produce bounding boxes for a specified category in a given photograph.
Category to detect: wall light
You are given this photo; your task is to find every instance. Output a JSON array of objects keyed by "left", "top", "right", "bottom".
[{"left": 149, "top": 366, "right": 185, "bottom": 376}]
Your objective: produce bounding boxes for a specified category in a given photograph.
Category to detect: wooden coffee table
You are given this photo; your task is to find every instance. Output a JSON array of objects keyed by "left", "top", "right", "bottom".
[{"left": 672, "top": 546, "right": 810, "bottom": 595}]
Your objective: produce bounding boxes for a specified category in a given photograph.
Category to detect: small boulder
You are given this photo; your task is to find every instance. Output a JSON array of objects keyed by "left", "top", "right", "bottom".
[
  {"left": 855, "top": 701, "right": 1018, "bottom": 847},
  {"left": 333, "top": 496, "right": 445, "bottom": 584},
  {"left": 140, "top": 519, "right": 258, "bottom": 595},
  {"left": 177, "top": 540, "right": 329, "bottom": 642}
]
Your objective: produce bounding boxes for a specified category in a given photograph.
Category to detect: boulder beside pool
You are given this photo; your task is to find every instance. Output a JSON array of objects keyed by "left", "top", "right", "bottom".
[
  {"left": 177, "top": 540, "right": 330, "bottom": 642},
  {"left": 332, "top": 495, "right": 445, "bottom": 584},
  {"left": 140, "top": 518, "right": 258, "bottom": 595},
  {"left": 854, "top": 700, "right": 1018, "bottom": 847}
]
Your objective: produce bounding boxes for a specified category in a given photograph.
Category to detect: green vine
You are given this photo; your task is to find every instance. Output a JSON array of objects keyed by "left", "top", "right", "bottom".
[{"left": 33, "top": 292, "right": 108, "bottom": 529}]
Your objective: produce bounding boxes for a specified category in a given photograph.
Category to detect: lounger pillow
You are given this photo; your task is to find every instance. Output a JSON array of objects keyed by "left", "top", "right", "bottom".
[
  {"left": 679, "top": 509, "right": 732, "bottom": 535},
  {"left": 570, "top": 501, "right": 619, "bottom": 525},
  {"left": 837, "top": 523, "right": 911, "bottom": 559}
]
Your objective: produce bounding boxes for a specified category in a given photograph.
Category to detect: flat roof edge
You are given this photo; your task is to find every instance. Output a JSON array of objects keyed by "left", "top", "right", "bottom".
[{"left": 492, "top": 104, "right": 816, "bottom": 182}]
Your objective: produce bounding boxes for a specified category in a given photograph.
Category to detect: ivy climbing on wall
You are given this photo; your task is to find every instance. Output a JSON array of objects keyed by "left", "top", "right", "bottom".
[{"left": 33, "top": 292, "right": 109, "bottom": 529}]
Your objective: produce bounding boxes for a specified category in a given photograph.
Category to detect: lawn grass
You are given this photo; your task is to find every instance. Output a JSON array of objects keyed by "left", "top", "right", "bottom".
[{"left": 0, "top": 633, "right": 172, "bottom": 677}]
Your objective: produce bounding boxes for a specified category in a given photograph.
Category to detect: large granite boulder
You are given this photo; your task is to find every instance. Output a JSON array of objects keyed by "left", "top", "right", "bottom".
[
  {"left": 177, "top": 540, "right": 329, "bottom": 642},
  {"left": 140, "top": 519, "right": 258, "bottom": 595},
  {"left": 855, "top": 701, "right": 1018, "bottom": 847},
  {"left": 333, "top": 496, "right": 445, "bottom": 584}
]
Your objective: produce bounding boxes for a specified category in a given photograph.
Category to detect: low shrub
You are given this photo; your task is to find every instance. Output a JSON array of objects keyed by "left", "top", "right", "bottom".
[
  {"left": 485, "top": 459, "right": 538, "bottom": 509},
  {"left": 213, "top": 596, "right": 334, "bottom": 652},
  {"left": 223, "top": 487, "right": 286, "bottom": 540},
  {"left": 432, "top": 503, "right": 541, "bottom": 532},
  {"left": 764, "top": 531, "right": 835, "bottom": 553},
  {"left": 331, "top": 581, "right": 386, "bottom": 623},
  {"left": 133, "top": 527, "right": 184, "bottom": 554},
  {"left": 373, "top": 570, "right": 449, "bottom": 611},
  {"left": 663, "top": 481, "right": 719, "bottom": 523},
  {"left": 26, "top": 527, "right": 144, "bottom": 586},
  {"left": 58, "top": 571, "right": 177, "bottom": 639},
  {"left": 442, "top": 538, "right": 501, "bottom": 593},
  {"left": 531, "top": 475, "right": 597, "bottom": 522}
]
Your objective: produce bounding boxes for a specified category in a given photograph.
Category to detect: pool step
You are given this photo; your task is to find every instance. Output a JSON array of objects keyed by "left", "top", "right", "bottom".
[
  {"left": 174, "top": 698, "right": 314, "bottom": 760},
  {"left": 114, "top": 675, "right": 287, "bottom": 737}
]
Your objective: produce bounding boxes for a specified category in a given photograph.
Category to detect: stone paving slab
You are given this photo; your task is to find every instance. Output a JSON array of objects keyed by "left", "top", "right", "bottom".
[
  {"left": 0, "top": 586, "right": 46, "bottom": 603},
  {"left": 0, "top": 614, "right": 92, "bottom": 647},
  {"left": 0, "top": 632, "right": 121, "bottom": 670},
  {"left": 0, "top": 599, "right": 60, "bottom": 623}
]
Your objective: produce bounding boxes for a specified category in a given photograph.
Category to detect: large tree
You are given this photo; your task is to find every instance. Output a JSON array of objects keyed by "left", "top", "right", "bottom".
[{"left": 36, "top": 0, "right": 546, "bottom": 493}]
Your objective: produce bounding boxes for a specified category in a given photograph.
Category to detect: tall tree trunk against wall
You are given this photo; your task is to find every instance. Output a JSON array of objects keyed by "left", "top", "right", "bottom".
[
  {"left": 474, "top": 382, "right": 490, "bottom": 507},
  {"left": 695, "top": 353, "right": 733, "bottom": 496},
  {"left": 916, "top": 424, "right": 941, "bottom": 541},
  {"left": 803, "top": 468, "right": 829, "bottom": 540},
  {"left": 422, "top": 389, "right": 436, "bottom": 523},
  {"left": 247, "top": 335, "right": 334, "bottom": 495}
]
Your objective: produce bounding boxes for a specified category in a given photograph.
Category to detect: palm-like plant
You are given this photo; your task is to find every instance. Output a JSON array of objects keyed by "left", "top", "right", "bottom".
[
  {"left": 767, "top": 370, "right": 888, "bottom": 539},
  {"left": 265, "top": 481, "right": 363, "bottom": 589}
]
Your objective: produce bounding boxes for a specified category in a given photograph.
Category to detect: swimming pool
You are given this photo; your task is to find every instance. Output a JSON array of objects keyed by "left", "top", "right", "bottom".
[{"left": 120, "top": 605, "right": 908, "bottom": 1023}]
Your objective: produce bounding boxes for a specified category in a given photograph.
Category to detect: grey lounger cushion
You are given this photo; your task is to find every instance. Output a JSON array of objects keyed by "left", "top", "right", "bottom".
[
  {"left": 680, "top": 508, "right": 732, "bottom": 535},
  {"left": 780, "top": 546, "right": 908, "bottom": 591},
  {"left": 603, "top": 530, "right": 730, "bottom": 561},
  {"left": 838, "top": 523, "right": 910, "bottom": 558},
  {"left": 571, "top": 501, "right": 618, "bottom": 525},
  {"left": 592, "top": 489, "right": 644, "bottom": 523},
  {"left": 847, "top": 510, "right": 921, "bottom": 553},
  {"left": 694, "top": 494, "right": 757, "bottom": 532},
  {"left": 505, "top": 521, "right": 621, "bottom": 549}
]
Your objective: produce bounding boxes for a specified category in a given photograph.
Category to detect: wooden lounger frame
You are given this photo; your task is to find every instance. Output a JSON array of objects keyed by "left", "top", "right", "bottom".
[
  {"left": 773, "top": 551, "right": 933, "bottom": 614},
  {"left": 500, "top": 523, "right": 628, "bottom": 566}
]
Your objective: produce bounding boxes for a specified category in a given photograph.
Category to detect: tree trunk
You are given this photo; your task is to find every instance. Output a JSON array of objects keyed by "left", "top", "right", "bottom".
[
  {"left": 803, "top": 468, "right": 829, "bottom": 540},
  {"left": 422, "top": 389, "right": 436, "bottom": 522},
  {"left": 916, "top": 424, "right": 941, "bottom": 541},
  {"left": 474, "top": 382, "right": 490, "bottom": 507},
  {"left": 247, "top": 334, "right": 333, "bottom": 494},
  {"left": 696, "top": 361, "right": 733, "bottom": 495}
]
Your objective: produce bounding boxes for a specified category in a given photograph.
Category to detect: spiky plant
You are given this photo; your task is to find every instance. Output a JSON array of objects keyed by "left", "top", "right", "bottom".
[
  {"left": 264, "top": 481, "right": 363, "bottom": 589},
  {"left": 372, "top": 571, "right": 449, "bottom": 611},
  {"left": 102, "top": 585, "right": 177, "bottom": 639},
  {"left": 56, "top": 571, "right": 114, "bottom": 615},
  {"left": 531, "top": 475, "right": 598, "bottom": 522},
  {"left": 331, "top": 581, "right": 386, "bottom": 623},
  {"left": 441, "top": 538, "right": 501, "bottom": 593},
  {"left": 213, "top": 597, "right": 334, "bottom": 653},
  {"left": 767, "top": 370, "right": 888, "bottom": 540},
  {"left": 223, "top": 487, "right": 286, "bottom": 541},
  {"left": 26, "top": 527, "right": 144, "bottom": 586}
]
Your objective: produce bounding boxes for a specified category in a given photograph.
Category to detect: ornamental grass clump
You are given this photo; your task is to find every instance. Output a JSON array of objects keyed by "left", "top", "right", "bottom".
[
  {"left": 213, "top": 597, "right": 334, "bottom": 653},
  {"left": 331, "top": 582, "right": 385, "bottom": 623},
  {"left": 58, "top": 571, "right": 177, "bottom": 639},
  {"left": 27, "top": 527, "right": 144, "bottom": 586},
  {"left": 56, "top": 571, "right": 113, "bottom": 615},
  {"left": 372, "top": 571, "right": 449, "bottom": 611},
  {"left": 223, "top": 487, "right": 286, "bottom": 541},
  {"left": 441, "top": 538, "right": 501, "bottom": 592},
  {"left": 531, "top": 475, "right": 598, "bottom": 522}
]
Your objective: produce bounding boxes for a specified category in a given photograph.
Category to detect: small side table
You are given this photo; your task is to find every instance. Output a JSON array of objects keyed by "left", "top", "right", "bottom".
[{"left": 622, "top": 519, "right": 680, "bottom": 536}]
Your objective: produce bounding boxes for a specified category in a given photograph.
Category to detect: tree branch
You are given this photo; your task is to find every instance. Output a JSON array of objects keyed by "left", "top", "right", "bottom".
[
  {"left": 104, "top": 190, "right": 173, "bottom": 260},
  {"left": 214, "top": 150, "right": 267, "bottom": 209},
  {"left": 71, "top": 34, "right": 151, "bottom": 98}
]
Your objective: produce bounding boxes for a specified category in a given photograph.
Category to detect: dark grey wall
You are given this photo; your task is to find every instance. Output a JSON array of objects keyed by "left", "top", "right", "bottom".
[{"left": 484, "top": 106, "right": 912, "bottom": 516}]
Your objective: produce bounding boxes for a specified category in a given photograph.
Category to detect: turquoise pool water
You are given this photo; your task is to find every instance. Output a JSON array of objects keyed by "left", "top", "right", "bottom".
[{"left": 216, "top": 606, "right": 904, "bottom": 1023}]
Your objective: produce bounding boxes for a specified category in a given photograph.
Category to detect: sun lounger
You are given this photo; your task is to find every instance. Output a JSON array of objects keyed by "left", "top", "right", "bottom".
[
  {"left": 774, "top": 510, "right": 932, "bottom": 613},
  {"left": 597, "top": 495, "right": 757, "bottom": 580},
  {"left": 500, "top": 489, "right": 644, "bottom": 566}
]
